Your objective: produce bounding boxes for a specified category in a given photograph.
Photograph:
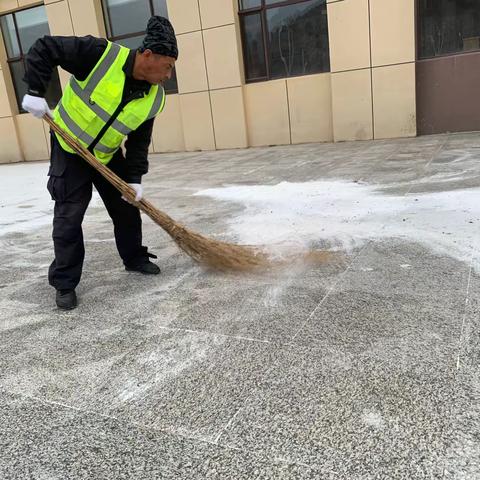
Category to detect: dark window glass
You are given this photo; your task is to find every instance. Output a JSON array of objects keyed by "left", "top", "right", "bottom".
[
  {"left": 116, "top": 29, "right": 178, "bottom": 94},
  {"left": 266, "top": 0, "right": 329, "bottom": 79},
  {"left": 239, "top": 0, "right": 330, "bottom": 83},
  {"left": 240, "top": 0, "right": 261, "bottom": 9},
  {"left": 0, "top": 6, "right": 62, "bottom": 112},
  {"left": 10, "top": 60, "right": 28, "bottom": 108},
  {"left": 0, "top": 15, "right": 20, "bottom": 58},
  {"left": 418, "top": 0, "right": 480, "bottom": 59},
  {"left": 152, "top": 0, "right": 169, "bottom": 18},
  {"left": 102, "top": 0, "right": 178, "bottom": 94},
  {"left": 15, "top": 7, "right": 51, "bottom": 53},
  {"left": 115, "top": 34, "right": 144, "bottom": 50},
  {"left": 163, "top": 67, "right": 177, "bottom": 95},
  {"left": 242, "top": 13, "right": 267, "bottom": 80},
  {"left": 104, "top": 0, "right": 151, "bottom": 37}
]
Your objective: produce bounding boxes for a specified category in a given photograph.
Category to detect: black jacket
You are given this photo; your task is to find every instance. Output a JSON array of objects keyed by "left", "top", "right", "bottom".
[{"left": 24, "top": 35, "right": 155, "bottom": 183}]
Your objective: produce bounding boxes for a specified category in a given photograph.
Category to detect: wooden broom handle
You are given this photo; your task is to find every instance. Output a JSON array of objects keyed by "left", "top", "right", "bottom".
[
  {"left": 42, "top": 117, "right": 269, "bottom": 271},
  {"left": 43, "top": 114, "right": 181, "bottom": 234}
]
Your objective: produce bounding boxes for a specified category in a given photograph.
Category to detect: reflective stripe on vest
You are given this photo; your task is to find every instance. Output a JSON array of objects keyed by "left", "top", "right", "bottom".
[
  {"left": 57, "top": 104, "right": 118, "bottom": 154},
  {"left": 52, "top": 41, "right": 166, "bottom": 163}
]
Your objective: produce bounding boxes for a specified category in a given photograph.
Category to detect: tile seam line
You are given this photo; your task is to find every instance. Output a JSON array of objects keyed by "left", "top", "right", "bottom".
[
  {"left": 213, "top": 352, "right": 325, "bottom": 473},
  {"left": 69, "top": 312, "right": 291, "bottom": 347},
  {"left": 439, "top": 250, "right": 474, "bottom": 480},
  {"left": 212, "top": 348, "right": 293, "bottom": 447},
  {"left": 176, "top": 22, "right": 235, "bottom": 36},
  {"left": 65, "top": 0, "right": 76, "bottom": 36},
  {"left": 5, "top": 391, "right": 221, "bottom": 447},
  {"left": 368, "top": 0, "right": 375, "bottom": 139},
  {"left": 455, "top": 251, "right": 474, "bottom": 370},
  {"left": 331, "top": 60, "right": 415, "bottom": 75},
  {"left": 404, "top": 135, "right": 450, "bottom": 196},
  {"left": 3, "top": 389, "right": 317, "bottom": 471},
  {"left": 197, "top": 0, "right": 217, "bottom": 150},
  {"left": 291, "top": 242, "right": 370, "bottom": 341}
]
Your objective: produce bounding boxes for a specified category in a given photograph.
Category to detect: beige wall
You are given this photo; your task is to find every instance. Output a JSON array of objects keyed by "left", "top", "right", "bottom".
[
  {"left": 0, "top": 1, "right": 20, "bottom": 14},
  {"left": 331, "top": 69, "right": 373, "bottom": 142},
  {"left": 0, "top": 0, "right": 417, "bottom": 164},
  {"left": 166, "top": 0, "right": 247, "bottom": 152},
  {"left": 372, "top": 63, "right": 416, "bottom": 139},
  {"left": 15, "top": 112, "right": 49, "bottom": 160},
  {"left": 151, "top": 94, "right": 184, "bottom": 153},
  {"left": 288, "top": 74, "right": 333, "bottom": 145},
  {"left": 0, "top": 0, "right": 105, "bottom": 164},
  {"left": 210, "top": 87, "right": 247, "bottom": 150},
  {"left": 0, "top": 14, "right": 23, "bottom": 163},
  {"left": 44, "top": 0, "right": 104, "bottom": 89},
  {"left": 244, "top": 79, "right": 290, "bottom": 147},
  {"left": 328, "top": 0, "right": 416, "bottom": 141}
]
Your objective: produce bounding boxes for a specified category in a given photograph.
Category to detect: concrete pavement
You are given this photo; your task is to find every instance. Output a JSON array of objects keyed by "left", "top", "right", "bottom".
[{"left": 0, "top": 133, "right": 479, "bottom": 479}]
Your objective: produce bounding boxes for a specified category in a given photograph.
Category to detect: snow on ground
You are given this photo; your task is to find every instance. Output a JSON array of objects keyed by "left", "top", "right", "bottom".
[
  {"left": 0, "top": 162, "right": 53, "bottom": 236},
  {"left": 195, "top": 180, "right": 480, "bottom": 271},
  {"left": 0, "top": 162, "right": 99, "bottom": 237},
  {"left": 2, "top": 161, "right": 479, "bottom": 272}
]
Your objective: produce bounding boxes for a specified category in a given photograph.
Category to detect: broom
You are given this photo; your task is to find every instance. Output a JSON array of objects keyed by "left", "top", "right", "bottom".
[{"left": 43, "top": 115, "right": 267, "bottom": 271}]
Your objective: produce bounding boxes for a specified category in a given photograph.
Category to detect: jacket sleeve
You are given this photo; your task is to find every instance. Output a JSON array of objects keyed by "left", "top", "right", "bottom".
[
  {"left": 123, "top": 118, "right": 155, "bottom": 184},
  {"left": 24, "top": 35, "right": 107, "bottom": 97}
]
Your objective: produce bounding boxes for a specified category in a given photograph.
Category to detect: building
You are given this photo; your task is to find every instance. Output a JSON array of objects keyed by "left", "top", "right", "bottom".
[{"left": 0, "top": 0, "right": 478, "bottom": 164}]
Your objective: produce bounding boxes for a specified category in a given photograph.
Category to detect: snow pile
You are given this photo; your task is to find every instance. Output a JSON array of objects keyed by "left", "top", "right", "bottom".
[{"left": 195, "top": 180, "right": 480, "bottom": 269}]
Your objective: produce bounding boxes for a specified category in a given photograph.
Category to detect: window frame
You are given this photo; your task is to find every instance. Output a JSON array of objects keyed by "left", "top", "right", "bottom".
[
  {"left": 238, "top": 0, "right": 330, "bottom": 83},
  {"left": 100, "top": 0, "right": 178, "bottom": 94},
  {"left": 416, "top": 0, "right": 480, "bottom": 61},
  {"left": 1, "top": 5, "right": 62, "bottom": 113}
]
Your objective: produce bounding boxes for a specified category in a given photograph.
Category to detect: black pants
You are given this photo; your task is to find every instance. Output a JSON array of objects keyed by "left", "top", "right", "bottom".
[{"left": 47, "top": 134, "right": 143, "bottom": 291}]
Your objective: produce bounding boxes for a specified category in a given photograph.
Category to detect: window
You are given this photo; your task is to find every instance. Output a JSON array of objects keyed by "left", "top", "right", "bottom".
[
  {"left": 101, "top": 0, "right": 178, "bottom": 94},
  {"left": 238, "top": 0, "right": 330, "bottom": 83},
  {"left": 0, "top": 6, "right": 62, "bottom": 113},
  {"left": 418, "top": 0, "right": 480, "bottom": 59}
]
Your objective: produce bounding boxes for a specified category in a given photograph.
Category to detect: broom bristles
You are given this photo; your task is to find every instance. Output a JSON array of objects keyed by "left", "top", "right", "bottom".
[{"left": 43, "top": 115, "right": 335, "bottom": 272}]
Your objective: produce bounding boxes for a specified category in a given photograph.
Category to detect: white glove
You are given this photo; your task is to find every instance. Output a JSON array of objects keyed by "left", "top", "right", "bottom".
[
  {"left": 21, "top": 94, "right": 52, "bottom": 119},
  {"left": 122, "top": 183, "right": 143, "bottom": 204}
]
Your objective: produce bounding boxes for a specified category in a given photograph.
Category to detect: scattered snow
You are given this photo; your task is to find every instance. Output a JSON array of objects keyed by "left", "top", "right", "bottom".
[
  {"left": 0, "top": 161, "right": 99, "bottom": 237},
  {"left": 195, "top": 180, "right": 480, "bottom": 270},
  {"left": 362, "top": 409, "right": 386, "bottom": 429},
  {"left": 0, "top": 162, "right": 52, "bottom": 236}
]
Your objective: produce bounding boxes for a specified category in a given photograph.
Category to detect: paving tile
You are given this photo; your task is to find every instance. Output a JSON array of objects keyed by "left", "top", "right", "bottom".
[
  {"left": 443, "top": 367, "right": 480, "bottom": 480},
  {"left": 294, "top": 289, "right": 462, "bottom": 360},
  {"left": 0, "top": 391, "right": 318, "bottom": 480},
  {"left": 2, "top": 132, "right": 480, "bottom": 478},
  {"left": 220, "top": 345, "right": 454, "bottom": 479},
  {"left": 457, "top": 268, "right": 480, "bottom": 370},
  {"left": 159, "top": 259, "right": 347, "bottom": 343},
  {"left": 443, "top": 269, "right": 480, "bottom": 479},
  {"left": 0, "top": 317, "right": 280, "bottom": 443},
  {"left": 343, "top": 240, "right": 471, "bottom": 311}
]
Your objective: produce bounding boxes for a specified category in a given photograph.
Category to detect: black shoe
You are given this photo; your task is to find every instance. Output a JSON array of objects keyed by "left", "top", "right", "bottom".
[
  {"left": 56, "top": 289, "right": 77, "bottom": 310},
  {"left": 125, "top": 248, "right": 160, "bottom": 275},
  {"left": 125, "top": 260, "right": 160, "bottom": 275}
]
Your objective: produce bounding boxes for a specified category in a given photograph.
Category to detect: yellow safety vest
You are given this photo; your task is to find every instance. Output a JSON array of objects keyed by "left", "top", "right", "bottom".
[{"left": 52, "top": 41, "right": 165, "bottom": 164}]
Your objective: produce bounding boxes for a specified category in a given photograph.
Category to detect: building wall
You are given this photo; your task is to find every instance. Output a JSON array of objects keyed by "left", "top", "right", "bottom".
[
  {"left": 0, "top": 0, "right": 417, "bottom": 164},
  {"left": 328, "top": 0, "right": 416, "bottom": 141}
]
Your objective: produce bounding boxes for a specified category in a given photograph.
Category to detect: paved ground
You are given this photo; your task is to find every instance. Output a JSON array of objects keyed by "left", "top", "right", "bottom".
[{"left": 0, "top": 133, "right": 479, "bottom": 479}]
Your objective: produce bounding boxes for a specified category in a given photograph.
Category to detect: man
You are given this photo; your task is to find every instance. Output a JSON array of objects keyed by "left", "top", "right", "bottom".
[{"left": 22, "top": 16, "right": 178, "bottom": 310}]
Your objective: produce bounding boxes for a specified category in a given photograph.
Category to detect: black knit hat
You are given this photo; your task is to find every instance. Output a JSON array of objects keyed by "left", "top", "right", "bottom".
[{"left": 140, "top": 16, "right": 178, "bottom": 59}]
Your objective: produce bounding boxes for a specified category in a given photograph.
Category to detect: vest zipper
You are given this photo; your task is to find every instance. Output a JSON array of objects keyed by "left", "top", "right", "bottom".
[{"left": 87, "top": 91, "right": 145, "bottom": 154}]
